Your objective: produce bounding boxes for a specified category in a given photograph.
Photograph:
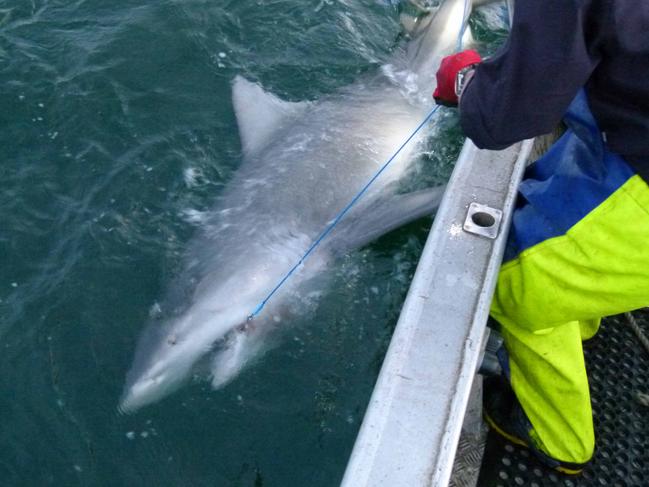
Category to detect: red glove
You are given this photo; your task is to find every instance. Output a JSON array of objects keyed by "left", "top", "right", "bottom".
[{"left": 433, "top": 50, "right": 482, "bottom": 107}]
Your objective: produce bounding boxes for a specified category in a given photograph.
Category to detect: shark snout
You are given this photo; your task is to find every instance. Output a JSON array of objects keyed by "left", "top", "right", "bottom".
[{"left": 119, "top": 372, "right": 172, "bottom": 414}]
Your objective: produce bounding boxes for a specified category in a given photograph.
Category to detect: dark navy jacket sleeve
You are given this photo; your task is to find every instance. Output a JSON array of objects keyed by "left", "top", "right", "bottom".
[{"left": 459, "top": 0, "right": 601, "bottom": 150}]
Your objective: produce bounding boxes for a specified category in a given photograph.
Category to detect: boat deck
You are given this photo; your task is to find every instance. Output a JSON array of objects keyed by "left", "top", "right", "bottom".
[{"left": 475, "top": 310, "right": 649, "bottom": 487}]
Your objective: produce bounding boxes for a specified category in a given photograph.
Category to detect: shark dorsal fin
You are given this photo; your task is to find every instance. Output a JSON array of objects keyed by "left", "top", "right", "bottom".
[{"left": 231, "top": 75, "right": 310, "bottom": 157}]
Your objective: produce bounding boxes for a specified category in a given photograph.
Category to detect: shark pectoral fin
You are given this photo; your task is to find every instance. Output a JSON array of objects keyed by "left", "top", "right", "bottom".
[
  {"left": 210, "top": 330, "right": 249, "bottom": 389},
  {"left": 232, "top": 76, "right": 310, "bottom": 157},
  {"left": 329, "top": 185, "right": 447, "bottom": 254}
]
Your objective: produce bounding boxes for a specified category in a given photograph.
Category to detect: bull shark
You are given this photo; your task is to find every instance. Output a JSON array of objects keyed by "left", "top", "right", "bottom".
[{"left": 119, "top": 0, "right": 480, "bottom": 413}]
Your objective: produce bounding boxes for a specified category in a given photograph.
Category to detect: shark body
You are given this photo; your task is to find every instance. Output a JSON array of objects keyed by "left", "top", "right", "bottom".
[{"left": 120, "top": 0, "right": 474, "bottom": 412}]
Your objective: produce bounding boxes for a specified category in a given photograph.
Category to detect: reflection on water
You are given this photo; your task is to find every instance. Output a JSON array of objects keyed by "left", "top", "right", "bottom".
[{"left": 0, "top": 1, "right": 507, "bottom": 485}]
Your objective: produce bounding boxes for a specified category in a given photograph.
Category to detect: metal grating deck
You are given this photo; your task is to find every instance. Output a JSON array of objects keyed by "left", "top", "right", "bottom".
[{"left": 477, "top": 310, "right": 649, "bottom": 486}]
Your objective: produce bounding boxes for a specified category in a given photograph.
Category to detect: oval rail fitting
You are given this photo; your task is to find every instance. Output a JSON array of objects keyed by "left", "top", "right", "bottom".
[{"left": 463, "top": 202, "right": 502, "bottom": 239}]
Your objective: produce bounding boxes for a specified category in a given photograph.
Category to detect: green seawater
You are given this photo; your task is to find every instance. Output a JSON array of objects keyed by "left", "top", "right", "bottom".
[{"left": 0, "top": 1, "right": 507, "bottom": 485}]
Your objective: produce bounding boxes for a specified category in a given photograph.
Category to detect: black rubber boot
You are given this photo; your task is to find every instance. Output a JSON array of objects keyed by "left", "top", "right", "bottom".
[{"left": 483, "top": 376, "right": 590, "bottom": 475}]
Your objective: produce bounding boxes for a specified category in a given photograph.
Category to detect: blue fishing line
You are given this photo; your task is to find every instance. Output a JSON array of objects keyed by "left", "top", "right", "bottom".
[
  {"left": 248, "top": 104, "right": 441, "bottom": 320},
  {"left": 248, "top": 0, "right": 470, "bottom": 320}
]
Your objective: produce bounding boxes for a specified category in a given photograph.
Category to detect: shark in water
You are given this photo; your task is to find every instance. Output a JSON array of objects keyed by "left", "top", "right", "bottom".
[{"left": 120, "top": 0, "right": 479, "bottom": 412}]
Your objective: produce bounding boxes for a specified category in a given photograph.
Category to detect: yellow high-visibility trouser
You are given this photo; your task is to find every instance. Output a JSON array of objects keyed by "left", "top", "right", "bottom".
[{"left": 490, "top": 174, "right": 649, "bottom": 464}]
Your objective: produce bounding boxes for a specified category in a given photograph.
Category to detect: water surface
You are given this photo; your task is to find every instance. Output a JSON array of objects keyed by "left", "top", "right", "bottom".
[{"left": 0, "top": 1, "right": 507, "bottom": 485}]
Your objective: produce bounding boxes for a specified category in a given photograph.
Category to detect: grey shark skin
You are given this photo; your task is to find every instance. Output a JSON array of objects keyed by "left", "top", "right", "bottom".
[{"left": 119, "top": 0, "right": 474, "bottom": 413}]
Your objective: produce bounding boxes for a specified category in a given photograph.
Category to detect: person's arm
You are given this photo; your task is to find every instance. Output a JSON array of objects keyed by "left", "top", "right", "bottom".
[{"left": 459, "top": 0, "right": 601, "bottom": 150}]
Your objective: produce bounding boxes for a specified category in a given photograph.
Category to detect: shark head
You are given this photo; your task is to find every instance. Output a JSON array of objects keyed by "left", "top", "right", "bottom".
[
  {"left": 119, "top": 354, "right": 189, "bottom": 413},
  {"left": 119, "top": 298, "right": 254, "bottom": 413},
  {"left": 118, "top": 254, "right": 300, "bottom": 413}
]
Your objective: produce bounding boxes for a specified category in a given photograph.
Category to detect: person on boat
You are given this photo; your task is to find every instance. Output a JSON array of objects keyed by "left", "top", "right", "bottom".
[{"left": 433, "top": 0, "right": 649, "bottom": 475}]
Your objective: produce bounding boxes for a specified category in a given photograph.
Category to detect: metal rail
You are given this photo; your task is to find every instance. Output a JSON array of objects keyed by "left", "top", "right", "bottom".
[{"left": 341, "top": 138, "right": 533, "bottom": 487}]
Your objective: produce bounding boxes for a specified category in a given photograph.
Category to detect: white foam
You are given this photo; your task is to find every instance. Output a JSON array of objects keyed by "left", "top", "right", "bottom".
[
  {"left": 181, "top": 208, "right": 209, "bottom": 225},
  {"left": 183, "top": 167, "right": 203, "bottom": 187},
  {"left": 148, "top": 302, "right": 162, "bottom": 318},
  {"left": 477, "top": 2, "right": 509, "bottom": 31}
]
